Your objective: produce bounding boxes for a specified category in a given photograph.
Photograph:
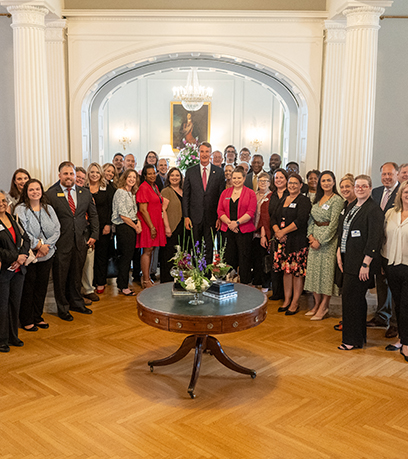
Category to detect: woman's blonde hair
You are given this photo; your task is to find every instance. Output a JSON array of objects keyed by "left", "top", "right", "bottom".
[
  {"left": 340, "top": 173, "right": 355, "bottom": 186},
  {"left": 86, "top": 162, "right": 107, "bottom": 188},
  {"left": 394, "top": 180, "right": 408, "bottom": 212},
  {"left": 103, "top": 162, "right": 119, "bottom": 188}
]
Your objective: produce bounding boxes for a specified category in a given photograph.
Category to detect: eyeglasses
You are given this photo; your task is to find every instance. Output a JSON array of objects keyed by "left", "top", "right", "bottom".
[
  {"left": 354, "top": 185, "right": 370, "bottom": 190},
  {"left": 258, "top": 179, "right": 270, "bottom": 183}
]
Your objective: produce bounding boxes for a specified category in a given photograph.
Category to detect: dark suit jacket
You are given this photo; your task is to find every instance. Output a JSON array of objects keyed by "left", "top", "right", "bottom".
[
  {"left": 244, "top": 171, "right": 263, "bottom": 191},
  {"left": 46, "top": 184, "right": 99, "bottom": 253},
  {"left": 0, "top": 212, "right": 30, "bottom": 272},
  {"left": 155, "top": 174, "right": 166, "bottom": 192},
  {"left": 372, "top": 184, "right": 399, "bottom": 213},
  {"left": 183, "top": 163, "right": 225, "bottom": 227},
  {"left": 338, "top": 197, "right": 384, "bottom": 277}
]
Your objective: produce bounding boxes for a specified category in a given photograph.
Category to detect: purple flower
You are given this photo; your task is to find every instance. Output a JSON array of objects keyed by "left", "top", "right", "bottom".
[{"left": 179, "top": 271, "right": 185, "bottom": 282}]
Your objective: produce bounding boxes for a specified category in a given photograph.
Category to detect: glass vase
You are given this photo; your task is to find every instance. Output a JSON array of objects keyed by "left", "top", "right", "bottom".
[{"left": 189, "top": 292, "right": 204, "bottom": 305}]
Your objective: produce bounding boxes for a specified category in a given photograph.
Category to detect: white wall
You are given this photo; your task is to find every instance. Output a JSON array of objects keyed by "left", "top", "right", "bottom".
[
  {"left": 0, "top": 14, "right": 16, "bottom": 192},
  {"left": 102, "top": 71, "right": 285, "bottom": 167}
]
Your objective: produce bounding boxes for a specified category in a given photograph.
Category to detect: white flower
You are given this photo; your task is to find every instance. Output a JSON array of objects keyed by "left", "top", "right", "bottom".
[{"left": 201, "top": 279, "right": 210, "bottom": 289}]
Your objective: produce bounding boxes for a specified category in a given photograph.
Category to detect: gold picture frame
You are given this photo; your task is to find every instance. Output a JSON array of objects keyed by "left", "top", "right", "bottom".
[{"left": 171, "top": 102, "right": 211, "bottom": 151}]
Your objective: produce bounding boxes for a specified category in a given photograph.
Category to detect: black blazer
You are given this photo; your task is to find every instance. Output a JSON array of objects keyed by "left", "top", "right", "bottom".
[
  {"left": 182, "top": 163, "right": 225, "bottom": 227},
  {"left": 0, "top": 212, "right": 30, "bottom": 272},
  {"left": 371, "top": 184, "right": 399, "bottom": 213},
  {"left": 155, "top": 174, "right": 166, "bottom": 192},
  {"left": 46, "top": 184, "right": 99, "bottom": 253},
  {"left": 338, "top": 197, "right": 384, "bottom": 277}
]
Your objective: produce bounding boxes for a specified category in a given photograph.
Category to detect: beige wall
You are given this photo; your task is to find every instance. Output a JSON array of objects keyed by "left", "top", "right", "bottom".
[{"left": 64, "top": 0, "right": 326, "bottom": 11}]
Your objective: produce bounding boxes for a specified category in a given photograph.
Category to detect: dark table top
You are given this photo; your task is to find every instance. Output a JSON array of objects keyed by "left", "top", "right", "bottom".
[{"left": 137, "top": 283, "right": 266, "bottom": 318}]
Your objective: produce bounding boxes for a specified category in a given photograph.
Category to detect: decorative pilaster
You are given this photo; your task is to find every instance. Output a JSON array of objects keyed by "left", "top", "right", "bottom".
[
  {"left": 8, "top": 5, "right": 52, "bottom": 186},
  {"left": 46, "top": 19, "right": 69, "bottom": 175},
  {"left": 337, "top": 6, "right": 384, "bottom": 179},
  {"left": 319, "top": 21, "right": 346, "bottom": 174}
]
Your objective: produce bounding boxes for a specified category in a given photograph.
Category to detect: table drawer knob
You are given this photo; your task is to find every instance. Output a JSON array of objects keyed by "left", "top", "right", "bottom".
[
  {"left": 233, "top": 321, "right": 239, "bottom": 328},
  {"left": 177, "top": 322, "right": 182, "bottom": 329},
  {"left": 207, "top": 323, "right": 214, "bottom": 330},
  {"left": 255, "top": 316, "right": 259, "bottom": 323},
  {"left": 139, "top": 311, "right": 142, "bottom": 317},
  {"left": 154, "top": 318, "right": 160, "bottom": 324}
]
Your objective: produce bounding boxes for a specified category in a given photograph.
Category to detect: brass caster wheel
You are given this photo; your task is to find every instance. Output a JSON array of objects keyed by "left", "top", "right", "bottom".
[
  {"left": 150, "top": 366, "right": 154, "bottom": 372},
  {"left": 251, "top": 372, "right": 257, "bottom": 379},
  {"left": 188, "top": 391, "right": 196, "bottom": 399}
]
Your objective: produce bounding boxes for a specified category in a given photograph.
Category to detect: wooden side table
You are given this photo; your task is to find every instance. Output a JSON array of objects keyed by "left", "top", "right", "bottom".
[{"left": 137, "top": 283, "right": 267, "bottom": 398}]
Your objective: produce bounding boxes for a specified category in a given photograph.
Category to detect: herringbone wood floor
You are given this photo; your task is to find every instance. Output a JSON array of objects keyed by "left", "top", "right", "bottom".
[{"left": 2, "top": 279, "right": 408, "bottom": 459}]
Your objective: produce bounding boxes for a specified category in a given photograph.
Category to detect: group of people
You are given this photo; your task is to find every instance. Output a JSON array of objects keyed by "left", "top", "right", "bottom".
[{"left": 1, "top": 144, "right": 407, "bottom": 364}]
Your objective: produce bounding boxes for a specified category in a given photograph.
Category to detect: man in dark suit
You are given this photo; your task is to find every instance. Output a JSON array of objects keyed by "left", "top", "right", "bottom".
[
  {"left": 244, "top": 154, "right": 265, "bottom": 191},
  {"left": 155, "top": 158, "right": 168, "bottom": 192},
  {"left": 368, "top": 162, "right": 400, "bottom": 337},
  {"left": 183, "top": 142, "right": 225, "bottom": 265},
  {"left": 46, "top": 162, "right": 99, "bottom": 321}
]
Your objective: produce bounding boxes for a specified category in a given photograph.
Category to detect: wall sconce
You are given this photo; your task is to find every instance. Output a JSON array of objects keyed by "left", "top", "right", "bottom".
[
  {"left": 118, "top": 125, "right": 132, "bottom": 151},
  {"left": 249, "top": 126, "right": 265, "bottom": 153}
]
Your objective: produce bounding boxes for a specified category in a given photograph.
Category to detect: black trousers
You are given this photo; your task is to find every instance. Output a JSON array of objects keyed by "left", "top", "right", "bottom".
[
  {"left": 160, "top": 219, "right": 184, "bottom": 283},
  {"left": 116, "top": 223, "right": 136, "bottom": 290},
  {"left": 94, "top": 232, "right": 111, "bottom": 286},
  {"left": 251, "top": 237, "right": 270, "bottom": 288},
  {"left": 0, "top": 270, "right": 25, "bottom": 346},
  {"left": 20, "top": 257, "right": 53, "bottom": 326},
  {"left": 385, "top": 263, "right": 408, "bottom": 345},
  {"left": 53, "top": 244, "right": 87, "bottom": 315},
  {"left": 224, "top": 229, "right": 253, "bottom": 284},
  {"left": 342, "top": 272, "right": 372, "bottom": 347}
]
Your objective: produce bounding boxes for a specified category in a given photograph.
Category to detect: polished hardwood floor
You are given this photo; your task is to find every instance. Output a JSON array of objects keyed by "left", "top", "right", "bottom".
[{"left": 2, "top": 278, "right": 408, "bottom": 459}]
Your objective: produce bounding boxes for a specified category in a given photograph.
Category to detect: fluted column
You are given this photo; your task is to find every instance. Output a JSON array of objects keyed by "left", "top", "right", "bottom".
[
  {"left": 337, "top": 6, "right": 384, "bottom": 179},
  {"left": 319, "top": 21, "right": 346, "bottom": 174},
  {"left": 46, "top": 19, "right": 69, "bottom": 176},
  {"left": 8, "top": 5, "right": 52, "bottom": 186}
]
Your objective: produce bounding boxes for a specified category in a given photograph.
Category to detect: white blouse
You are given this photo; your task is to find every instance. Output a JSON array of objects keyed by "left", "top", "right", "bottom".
[{"left": 382, "top": 208, "right": 408, "bottom": 266}]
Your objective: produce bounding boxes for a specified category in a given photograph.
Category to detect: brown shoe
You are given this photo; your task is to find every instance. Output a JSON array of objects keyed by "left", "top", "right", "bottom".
[
  {"left": 83, "top": 292, "right": 100, "bottom": 302},
  {"left": 83, "top": 297, "right": 92, "bottom": 306},
  {"left": 385, "top": 325, "right": 398, "bottom": 339},
  {"left": 366, "top": 317, "right": 387, "bottom": 328}
]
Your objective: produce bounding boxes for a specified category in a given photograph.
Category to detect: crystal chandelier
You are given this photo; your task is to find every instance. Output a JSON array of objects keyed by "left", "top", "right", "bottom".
[{"left": 173, "top": 68, "right": 213, "bottom": 111}]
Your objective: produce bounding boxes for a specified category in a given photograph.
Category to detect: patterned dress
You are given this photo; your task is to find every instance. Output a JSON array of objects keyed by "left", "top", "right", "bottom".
[{"left": 304, "top": 194, "right": 344, "bottom": 295}]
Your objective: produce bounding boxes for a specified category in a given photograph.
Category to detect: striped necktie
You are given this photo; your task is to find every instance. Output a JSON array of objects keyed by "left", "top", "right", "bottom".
[{"left": 67, "top": 188, "right": 76, "bottom": 215}]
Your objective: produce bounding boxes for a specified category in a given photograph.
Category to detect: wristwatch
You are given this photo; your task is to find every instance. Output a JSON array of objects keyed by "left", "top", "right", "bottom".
[
  {"left": 236, "top": 221, "right": 240, "bottom": 226},
  {"left": 362, "top": 262, "right": 368, "bottom": 268}
]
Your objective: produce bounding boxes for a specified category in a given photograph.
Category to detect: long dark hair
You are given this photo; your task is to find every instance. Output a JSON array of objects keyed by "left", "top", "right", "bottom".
[
  {"left": 314, "top": 170, "right": 339, "bottom": 204},
  {"left": 271, "top": 168, "right": 289, "bottom": 192},
  {"left": 143, "top": 151, "right": 159, "bottom": 169},
  {"left": 118, "top": 169, "right": 139, "bottom": 193},
  {"left": 9, "top": 168, "right": 31, "bottom": 199},
  {"left": 164, "top": 167, "right": 184, "bottom": 189},
  {"left": 18, "top": 179, "right": 51, "bottom": 216},
  {"left": 141, "top": 164, "right": 156, "bottom": 184}
]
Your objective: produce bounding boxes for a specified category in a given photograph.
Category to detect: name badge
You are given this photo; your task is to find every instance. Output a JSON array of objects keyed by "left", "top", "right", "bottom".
[
  {"left": 57, "top": 193, "right": 65, "bottom": 197},
  {"left": 322, "top": 204, "right": 330, "bottom": 210},
  {"left": 225, "top": 197, "right": 231, "bottom": 200},
  {"left": 340, "top": 209, "right": 345, "bottom": 215},
  {"left": 351, "top": 230, "right": 361, "bottom": 237},
  {"left": 0, "top": 226, "right": 5, "bottom": 232},
  {"left": 289, "top": 203, "right": 297, "bottom": 208}
]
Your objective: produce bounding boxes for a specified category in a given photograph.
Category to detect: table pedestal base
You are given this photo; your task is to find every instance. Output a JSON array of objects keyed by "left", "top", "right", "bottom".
[{"left": 148, "top": 334, "right": 256, "bottom": 398}]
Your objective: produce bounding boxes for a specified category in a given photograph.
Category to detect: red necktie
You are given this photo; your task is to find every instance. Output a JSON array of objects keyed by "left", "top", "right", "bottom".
[
  {"left": 67, "top": 187, "right": 76, "bottom": 215},
  {"left": 202, "top": 167, "right": 207, "bottom": 191}
]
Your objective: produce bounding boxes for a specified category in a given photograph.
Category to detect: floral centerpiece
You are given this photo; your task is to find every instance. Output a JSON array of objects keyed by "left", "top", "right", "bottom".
[
  {"left": 170, "top": 231, "right": 210, "bottom": 304},
  {"left": 207, "top": 232, "right": 232, "bottom": 281},
  {"left": 176, "top": 139, "right": 200, "bottom": 172}
]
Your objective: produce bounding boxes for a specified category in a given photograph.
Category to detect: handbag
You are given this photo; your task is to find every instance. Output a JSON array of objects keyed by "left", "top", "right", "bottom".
[{"left": 14, "top": 215, "right": 38, "bottom": 266}]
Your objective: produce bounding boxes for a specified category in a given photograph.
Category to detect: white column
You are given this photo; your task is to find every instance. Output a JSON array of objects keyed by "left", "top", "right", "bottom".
[
  {"left": 8, "top": 5, "right": 51, "bottom": 186},
  {"left": 319, "top": 20, "right": 346, "bottom": 174},
  {"left": 45, "top": 19, "right": 69, "bottom": 176},
  {"left": 337, "top": 6, "right": 384, "bottom": 179}
]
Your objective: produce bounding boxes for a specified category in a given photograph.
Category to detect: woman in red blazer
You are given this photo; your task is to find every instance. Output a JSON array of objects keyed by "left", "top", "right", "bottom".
[{"left": 217, "top": 167, "right": 257, "bottom": 284}]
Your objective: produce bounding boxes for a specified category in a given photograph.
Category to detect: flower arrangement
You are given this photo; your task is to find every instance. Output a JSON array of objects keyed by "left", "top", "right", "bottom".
[
  {"left": 170, "top": 230, "right": 210, "bottom": 294},
  {"left": 207, "top": 232, "right": 232, "bottom": 280},
  {"left": 176, "top": 139, "right": 200, "bottom": 172}
]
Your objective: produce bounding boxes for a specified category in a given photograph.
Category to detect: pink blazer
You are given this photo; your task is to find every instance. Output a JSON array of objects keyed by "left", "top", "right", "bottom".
[{"left": 217, "top": 186, "right": 257, "bottom": 233}]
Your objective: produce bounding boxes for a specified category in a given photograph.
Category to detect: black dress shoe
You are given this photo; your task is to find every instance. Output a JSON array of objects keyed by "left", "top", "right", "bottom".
[
  {"left": 83, "top": 292, "right": 100, "bottom": 302},
  {"left": 285, "top": 307, "right": 300, "bottom": 316},
  {"left": 0, "top": 344, "right": 10, "bottom": 353},
  {"left": 22, "top": 325, "right": 38, "bottom": 332},
  {"left": 366, "top": 317, "right": 387, "bottom": 328},
  {"left": 9, "top": 339, "right": 24, "bottom": 347},
  {"left": 70, "top": 306, "right": 93, "bottom": 315},
  {"left": 58, "top": 312, "right": 74, "bottom": 321},
  {"left": 385, "top": 344, "right": 401, "bottom": 351},
  {"left": 35, "top": 322, "right": 49, "bottom": 329},
  {"left": 278, "top": 305, "right": 289, "bottom": 312}
]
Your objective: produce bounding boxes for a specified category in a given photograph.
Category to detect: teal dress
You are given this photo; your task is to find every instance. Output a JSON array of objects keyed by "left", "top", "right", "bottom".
[{"left": 304, "top": 194, "right": 344, "bottom": 296}]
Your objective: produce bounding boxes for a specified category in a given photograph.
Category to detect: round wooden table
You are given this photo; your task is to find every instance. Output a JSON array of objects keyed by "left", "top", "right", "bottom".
[{"left": 137, "top": 283, "right": 267, "bottom": 398}]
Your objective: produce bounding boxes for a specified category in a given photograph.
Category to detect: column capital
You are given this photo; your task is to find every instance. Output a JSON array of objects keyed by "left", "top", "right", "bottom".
[
  {"left": 7, "top": 4, "right": 49, "bottom": 29},
  {"left": 45, "top": 19, "right": 66, "bottom": 42},
  {"left": 324, "top": 20, "right": 346, "bottom": 43},
  {"left": 343, "top": 6, "right": 385, "bottom": 29}
]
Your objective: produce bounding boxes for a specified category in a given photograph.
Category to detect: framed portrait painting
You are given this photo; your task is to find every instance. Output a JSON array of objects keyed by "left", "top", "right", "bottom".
[{"left": 171, "top": 102, "right": 211, "bottom": 151}]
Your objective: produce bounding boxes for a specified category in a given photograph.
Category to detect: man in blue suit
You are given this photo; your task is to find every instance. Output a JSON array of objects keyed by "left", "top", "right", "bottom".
[
  {"left": 183, "top": 142, "right": 225, "bottom": 265},
  {"left": 367, "top": 162, "right": 399, "bottom": 337}
]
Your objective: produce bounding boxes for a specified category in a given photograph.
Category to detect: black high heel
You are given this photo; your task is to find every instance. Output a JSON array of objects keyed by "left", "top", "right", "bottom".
[
  {"left": 285, "top": 306, "right": 299, "bottom": 316},
  {"left": 400, "top": 348, "right": 408, "bottom": 362},
  {"left": 278, "top": 305, "right": 289, "bottom": 312}
]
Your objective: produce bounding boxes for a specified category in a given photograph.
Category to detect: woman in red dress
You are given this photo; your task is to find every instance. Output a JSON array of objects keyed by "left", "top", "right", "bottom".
[{"left": 136, "top": 165, "right": 170, "bottom": 288}]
